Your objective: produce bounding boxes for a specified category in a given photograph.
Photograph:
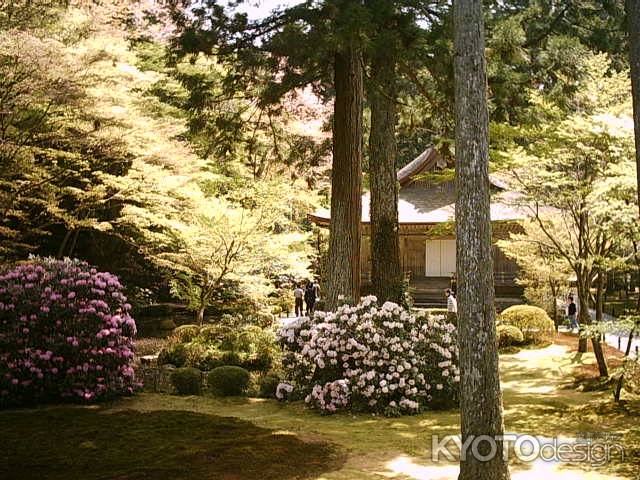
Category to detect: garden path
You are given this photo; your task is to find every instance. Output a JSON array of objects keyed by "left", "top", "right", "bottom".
[{"left": 117, "top": 342, "right": 637, "bottom": 479}]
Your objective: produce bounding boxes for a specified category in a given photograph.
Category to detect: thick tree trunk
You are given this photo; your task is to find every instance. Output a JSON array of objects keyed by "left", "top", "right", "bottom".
[
  {"left": 368, "top": 46, "right": 403, "bottom": 304},
  {"left": 453, "top": 2, "right": 510, "bottom": 479},
  {"left": 627, "top": 0, "right": 640, "bottom": 211},
  {"left": 326, "top": 45, "right": 363, "bottom": 310},
  {"left": 196, "top": 305, "right": 205, "bottom": 326}
]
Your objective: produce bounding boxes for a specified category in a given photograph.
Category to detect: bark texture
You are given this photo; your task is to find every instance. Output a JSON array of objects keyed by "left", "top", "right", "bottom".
[
  {"left": 325, "top": 45, "right": 363, "bottom": 310},
  {"left": 453, "top": 1, "right": 510, "bottom": 479},
  {"left": 369, "top": 47, "right": 403, "bottom": 304},
  {"left": 628, "top": 0, "right": 640, "bottom": 211}
]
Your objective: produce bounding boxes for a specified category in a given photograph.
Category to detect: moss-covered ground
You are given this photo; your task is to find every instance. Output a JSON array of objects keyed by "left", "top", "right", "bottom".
[{"left": 2, "top": 335, "right": 638, "bottom": 480}]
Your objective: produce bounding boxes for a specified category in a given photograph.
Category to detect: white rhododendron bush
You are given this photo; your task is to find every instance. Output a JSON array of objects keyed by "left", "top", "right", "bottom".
[{"left": 277, "top": 296, "right": 459, "bottom": 416}]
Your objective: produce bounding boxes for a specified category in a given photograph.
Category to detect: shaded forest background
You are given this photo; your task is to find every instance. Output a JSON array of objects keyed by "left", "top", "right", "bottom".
[{"left": 0, "top": 0, "right": 635, "bottom": 319}]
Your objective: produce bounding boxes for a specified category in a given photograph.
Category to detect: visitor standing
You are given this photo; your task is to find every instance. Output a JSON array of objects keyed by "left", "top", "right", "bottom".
[
  {"left": 445, "top": 288, "right": 457, "bottom": 325},
  {"left": 293, "top": 283, "right": 304, "bottom": 317},
  {"left": 567, "top": 295, "right": 579, "bottom": 331},
  {"left": 304, "top": 281, "right": 316, "bottom": 316}
]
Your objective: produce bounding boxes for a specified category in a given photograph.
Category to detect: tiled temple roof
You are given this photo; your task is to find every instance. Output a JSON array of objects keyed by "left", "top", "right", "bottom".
[{"left": 310, "top": 147, "right": 528, "bottom": 226}]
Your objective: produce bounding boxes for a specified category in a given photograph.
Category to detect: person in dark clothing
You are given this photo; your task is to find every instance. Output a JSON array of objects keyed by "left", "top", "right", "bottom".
[
  {"left": 304, "top": 282, "right": 316, "bottom": 316},
  {"left": 567, "top": 295, "right": 578, "bottom": 331}
]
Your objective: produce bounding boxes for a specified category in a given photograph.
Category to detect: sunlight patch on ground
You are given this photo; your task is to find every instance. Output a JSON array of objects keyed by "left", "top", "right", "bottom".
[{"left": 384, "top": 455, "right": 623, "bottom": 480}]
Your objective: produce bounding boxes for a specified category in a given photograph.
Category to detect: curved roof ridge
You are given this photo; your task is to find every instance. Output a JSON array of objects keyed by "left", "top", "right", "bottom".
[{"left": 396, "top": 146, "right": 440, "bottom": 186}]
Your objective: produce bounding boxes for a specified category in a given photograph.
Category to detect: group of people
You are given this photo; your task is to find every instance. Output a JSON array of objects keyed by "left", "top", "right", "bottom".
[
  {"left": 293, "top": 280, "right": 320, "bottom": 317},
  {"left": 291, "top": 276, "right": 580, "bottom": 332}
]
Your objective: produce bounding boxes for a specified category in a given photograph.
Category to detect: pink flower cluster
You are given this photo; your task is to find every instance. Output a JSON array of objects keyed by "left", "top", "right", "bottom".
[
  {"left": 0, "top": 257, "right": 140, "bottom": 406},
  {"left": 305, "top": 379, "right": 350, "bottom": 413},
  {"left": 278, "top": 296, "right": 459, "bottom": 416}
]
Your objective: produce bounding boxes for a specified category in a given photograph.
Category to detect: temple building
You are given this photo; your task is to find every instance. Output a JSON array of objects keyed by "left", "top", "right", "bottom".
[{"left": 309, "top": 147, "right": 526, "bottom": 307}]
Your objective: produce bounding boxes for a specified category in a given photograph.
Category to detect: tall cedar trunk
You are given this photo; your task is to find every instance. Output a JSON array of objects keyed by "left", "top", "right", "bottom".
[
  {"left": 369, "top": 47, "right": 403, "bottom": 304},
  {"left": 325, "top": 45, "right": 363, "bottom": 310},
  {"left": 453, "top": 2, "right": 510, "bottom": 479},
  {"left": 628, "top": 0, "right": 640, "bottom": 212}
]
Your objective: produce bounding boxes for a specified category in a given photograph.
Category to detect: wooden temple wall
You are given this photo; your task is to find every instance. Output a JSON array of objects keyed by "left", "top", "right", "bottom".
[{"left": 360, "top": 221, "right": 522, "bottom": 287}]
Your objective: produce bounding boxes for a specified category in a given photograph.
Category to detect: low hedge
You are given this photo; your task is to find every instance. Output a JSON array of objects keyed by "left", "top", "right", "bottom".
[
  {"left": 170, "top": 367, "right": 202, "bottom": 395},
  {"left": 207, "top": 366, "right": 250, "bottom": 397},
  {"left": 499, "top": 305, "right": 555, "bottom": 345},
  {"left": 496, "top": 324, "right": 524, "bottom": 348}
]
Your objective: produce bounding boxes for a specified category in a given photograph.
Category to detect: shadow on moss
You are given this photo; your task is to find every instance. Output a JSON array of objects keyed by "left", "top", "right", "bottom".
[{"left": 0, "top": 407, "right": 346, "bottom": 480}]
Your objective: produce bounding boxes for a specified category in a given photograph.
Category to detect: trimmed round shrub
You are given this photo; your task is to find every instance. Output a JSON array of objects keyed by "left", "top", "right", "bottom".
[
  {"left": 170, "top": 367, "right": 202, "bottom": 395},
  {"left": 500, "top": 305, "right": 555, "bottom": 345},
  {"left": 157, "top": 343, "right": 188, "bottom": 367},
  {"left": 496, "top": 324, "right": 524, "bottom": 348},
  {"left": 172, "top": 324, "right": 200, "bottom": 343},
  {"left": 207, "top": 366, "right": 250, "bottom": 396},
  {"left": 0, "top": 257, "right": 139, "bottom": 406},
  {"left": 258, "top": 372, "right": 281, "bottom": 398},
  {"left": 278, "top": 296, "right": 459, "bottom": 416}
]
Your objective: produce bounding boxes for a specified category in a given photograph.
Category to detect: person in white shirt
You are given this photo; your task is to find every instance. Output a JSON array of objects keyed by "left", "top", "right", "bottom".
[
  {"left": 445, "top": 288, "right": 458, "bottom": 325},
  {"left": 293, "top": 284, "right": 304, "bottom": 317},
  {"left": 446, "top": 289, "right": 457, "bottom": 312}
]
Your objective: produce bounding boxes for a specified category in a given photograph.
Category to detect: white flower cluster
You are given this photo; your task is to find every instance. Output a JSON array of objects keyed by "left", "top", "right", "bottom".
[
  {"left": 275, "top": 382, "right": 294, "bottom": 400},
  {"left": 277, "top": 296, "right": 460, "bottom": 416}
]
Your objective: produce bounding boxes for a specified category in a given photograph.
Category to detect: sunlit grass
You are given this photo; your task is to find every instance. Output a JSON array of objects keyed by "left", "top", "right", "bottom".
[{"left": 2, "top": 342, "right": 638, "bottom": 479}]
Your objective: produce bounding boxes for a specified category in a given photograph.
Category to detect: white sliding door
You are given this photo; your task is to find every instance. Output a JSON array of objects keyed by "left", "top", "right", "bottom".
[
  {"left": 440, "top": 240, "right": 456, "bottom": 277},
  {"left": 425, "top": 240, "right": 441, "bottom": 276},
  {"left": 425, "top": 239, "right": 456, "bottom": 277}
]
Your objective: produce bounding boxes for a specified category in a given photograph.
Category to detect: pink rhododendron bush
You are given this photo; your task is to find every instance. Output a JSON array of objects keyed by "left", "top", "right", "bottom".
[
  {"left": 277, "top": 296, "right": 459, "bottom": 416},
  {"left": 0, "top": 258, "right": 140, "bottom": 407}
]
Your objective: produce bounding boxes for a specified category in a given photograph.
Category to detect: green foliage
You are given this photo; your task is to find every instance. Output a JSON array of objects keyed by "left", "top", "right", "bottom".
[
  {"left": 159, "top": 324, "right": 278, "bottom": 373},
  {"left": 499, "top": 305, "right": 555, "bottom": 345},
  {"left": 171, "top": 324, "right": 201, "bottom": 343},
  {"left": 207, "top": 366, "right": 250, "bottom": 397},
  {"left": 496, "top": 324, "right": 525, "bottom": 348},
  {"left": 158, "top": 343, "right": 188, "bottom": 367},
  {"left": 498, "top": 223, "right": 571, "bottom": 319},
  {"left": 258, "top": 372, "right": 282, "bottom": 399},
  {"left": 170, "top": 367, "right": 202, "bottom": 395}
]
